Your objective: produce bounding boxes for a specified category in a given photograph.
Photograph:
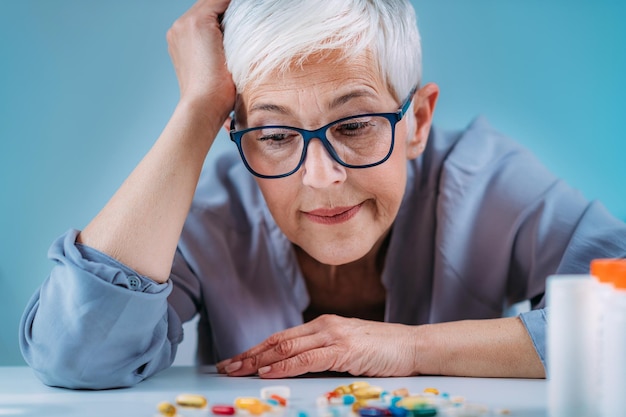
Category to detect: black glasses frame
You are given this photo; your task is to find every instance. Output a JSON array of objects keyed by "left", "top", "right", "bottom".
[{"left": 229, "top": 86, "right": 417, "bottom": 179}]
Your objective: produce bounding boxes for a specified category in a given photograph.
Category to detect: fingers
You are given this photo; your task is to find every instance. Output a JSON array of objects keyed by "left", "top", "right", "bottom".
[
  {"left": 217, "top": 316, "right": 343, "bottom": 376},
  {"left": 216, "top": 323, "right": 319, "bottom": 374},
  {"left": 227, "top": 332, "right": 328, "bottom": 376},
  {"left": 258, "top": 346, "right": 340, "bottom": 378}
]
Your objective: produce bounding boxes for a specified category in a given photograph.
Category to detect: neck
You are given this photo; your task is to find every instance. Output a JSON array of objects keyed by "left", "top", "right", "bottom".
[{"left": 295, "top": 227, "right": 392, "bottom": 287}]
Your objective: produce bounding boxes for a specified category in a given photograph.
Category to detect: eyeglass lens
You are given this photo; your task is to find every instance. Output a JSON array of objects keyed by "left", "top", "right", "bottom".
[{"left": 240, "top": 115, "right": 393, "bottom": 177}]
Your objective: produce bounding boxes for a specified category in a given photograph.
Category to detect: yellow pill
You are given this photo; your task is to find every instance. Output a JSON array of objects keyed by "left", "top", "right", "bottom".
[
  {"left": 391, "top": 388, "right": 409, "bottom": 397},
  {"left": 157, "top": 401, "right": 177, "bottom": 417},
  {"left": 333, "top": 385, "right": 352, "bottom": 395},
  {"left": 423, "top": 387, "right": 439, "bottom": 395},
  {"left": 175, "top": 393, "right": 208, "bottom": 408},
  {"left": 352, "top": 399, "right": 369, "bottom": 412},
  {"left": 247, "top": 402, "right": 272, "bottom": 415},
  {"left": 353, "top": 386, "right": 383, "bottom": 400},
  {"left": 234, "top": 397, "right": 262, "bottom": 410},
  {"left": 349, "top": 381, "right": 370, "bottom": 392},
  {"left": 397, "top": 395, "right": 430, "bottom": 409}
]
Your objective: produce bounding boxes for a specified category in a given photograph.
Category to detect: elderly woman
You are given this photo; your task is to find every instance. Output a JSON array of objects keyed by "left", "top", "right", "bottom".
[{"left": 20, "top": 0, "right": 626, "bottom": 389}]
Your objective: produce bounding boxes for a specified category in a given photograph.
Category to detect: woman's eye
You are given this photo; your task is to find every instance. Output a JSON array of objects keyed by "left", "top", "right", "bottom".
[
  {"left": 335, "top": 120, "right": 372, "bottom": 135},
  {"left": 258, "top": 133, "right": 289, "bottom": 141}
]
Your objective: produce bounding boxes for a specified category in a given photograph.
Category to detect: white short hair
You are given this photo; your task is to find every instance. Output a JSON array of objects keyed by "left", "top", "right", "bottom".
[{"left": 222, "top": 0, "right": 421, "bottom": 101}]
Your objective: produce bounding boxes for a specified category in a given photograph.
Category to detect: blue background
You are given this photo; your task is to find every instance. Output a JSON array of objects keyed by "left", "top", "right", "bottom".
[{"left": 1, "top": 1, "right": 625, "bottom": 366}]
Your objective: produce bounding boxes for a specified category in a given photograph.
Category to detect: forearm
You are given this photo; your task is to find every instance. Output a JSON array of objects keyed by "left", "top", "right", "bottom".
[
  {"left": 78, "top": 98, "right": 225, "bottom": 283},
  {"left": 414, "top": 317, "right": 545, "bottom": 378}
]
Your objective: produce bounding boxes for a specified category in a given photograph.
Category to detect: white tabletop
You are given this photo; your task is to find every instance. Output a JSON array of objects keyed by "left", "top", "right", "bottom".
[{"left": 0, "top": 366, "right": 547, "bottom": 417}]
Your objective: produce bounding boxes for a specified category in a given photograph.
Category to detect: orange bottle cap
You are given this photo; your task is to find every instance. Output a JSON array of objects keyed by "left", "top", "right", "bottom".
[{"left": 590, "top": 258, "right": 621, "bottom": 283}]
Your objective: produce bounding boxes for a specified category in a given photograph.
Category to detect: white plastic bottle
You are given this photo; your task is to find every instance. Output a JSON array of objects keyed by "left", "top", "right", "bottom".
[
  {"left": 590, "top": 259, "right": 618, "bottom": 410},
  {"left": 547, "top": 274, "right": 597, "bottom": 417},
  {"left": 601, "top": 262, "right": 626, "bottom": 417}
]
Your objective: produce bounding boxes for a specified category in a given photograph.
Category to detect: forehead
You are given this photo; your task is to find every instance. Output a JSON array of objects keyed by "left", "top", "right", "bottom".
[{"left": 237, "top": 52, "right": 392, "bottom": 115}]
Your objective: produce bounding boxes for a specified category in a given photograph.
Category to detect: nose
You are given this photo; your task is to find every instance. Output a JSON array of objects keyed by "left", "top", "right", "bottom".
[{"left": 301, "top": 139, "right": 347, "bottom": 188}]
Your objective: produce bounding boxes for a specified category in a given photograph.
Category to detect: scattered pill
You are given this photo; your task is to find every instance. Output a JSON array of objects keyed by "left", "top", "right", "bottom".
[
  {"left": 234, "top": 397, "right": 262, "bottom": 410},
  {"left": 411, "top": 407, "right": 437, "bottom": 417},
  {"left": 350, "top": 382, "right": 371, "bottom": 392},
  {"left": 248, "top": 402, "right": 272, "bottom": 416},
  {"left": 270, "top": 394, "right": 288, "bottom": 406},
  {"left": 317, "top": 396, "right": 330, "bottom": 407},
  {"left": 212, "top": 405, "right": 236, "bottom": 415},
  {"left": 397, "top": 396, "right": 430, "bottom": 409},
  {"left": 358, "top": 406, "right": 389, "bottom": 417},
  {"left": 342, "top": 394, "right": 356, "bottom": 405},
  {"left": 423, "top": 388, "right": 439, "bottom": 396},
  {"left": 176, "top": 394, "right": 208, "bottom": 409},
  {"left": 391, "top": 388, "right": 409, "bottom": 398},
  {"left": 261, "top": 385, "right": 291, "bottom": 400},
  {"left": 157, "top": 401, "right": 177, "bottom": 417},
  {"left": 388, "top": 406, "right": 408, "bottom": 417},
  {"left": 353, "top": 386, "right": 383, "bottom": 400},
  {"left": 334, "top": 385, "right": 352, "bottom": 395}
]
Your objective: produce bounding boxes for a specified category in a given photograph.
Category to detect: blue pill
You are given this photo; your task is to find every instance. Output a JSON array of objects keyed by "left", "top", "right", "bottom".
[
  {"left": 389, "top": 406, "right": 409, "bottom": 417},
  {"left": 358, "top": 407, "right": 387, "bottom": 417}
]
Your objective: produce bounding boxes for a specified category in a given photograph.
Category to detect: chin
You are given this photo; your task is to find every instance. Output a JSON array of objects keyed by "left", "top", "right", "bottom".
[{"left": 306, "top": 243, "right": 372, "bottom": 266}]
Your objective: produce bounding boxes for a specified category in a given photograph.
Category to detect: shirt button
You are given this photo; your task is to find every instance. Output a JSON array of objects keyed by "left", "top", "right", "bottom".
[{"left": 128, "top": 275, "right": 141, "bottom": 290}]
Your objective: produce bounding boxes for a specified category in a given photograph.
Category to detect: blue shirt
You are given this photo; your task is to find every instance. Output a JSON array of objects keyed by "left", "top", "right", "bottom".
[{"left": 19, "top": 117, "right": 626, "bottom": 389}]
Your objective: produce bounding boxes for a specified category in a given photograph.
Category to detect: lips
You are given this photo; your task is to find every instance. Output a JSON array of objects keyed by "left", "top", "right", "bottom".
[{"left": 303, "top": 203, "right": 363, "bottom": 225}]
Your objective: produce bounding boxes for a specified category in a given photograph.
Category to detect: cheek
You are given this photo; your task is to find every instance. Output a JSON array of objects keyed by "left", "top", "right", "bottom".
[{"left": 256, "top": 178, "right": 299, "bottom": 226}]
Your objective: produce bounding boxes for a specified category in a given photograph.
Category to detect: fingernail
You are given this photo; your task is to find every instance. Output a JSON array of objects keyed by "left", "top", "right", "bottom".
[
  {"left": 258, "top": 366, "right": 271, "bottom": 375},
  {"left": 225, "top": 360, "right": 242, "bottom": 373},
  {"left": 216, "top": 358, "right": 232, "bottom": 370}
]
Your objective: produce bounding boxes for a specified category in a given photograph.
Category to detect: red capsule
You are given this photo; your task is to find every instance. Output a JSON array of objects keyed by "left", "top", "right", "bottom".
[{"left": 212, "top": 405, "right": 236, "bottom": 415}]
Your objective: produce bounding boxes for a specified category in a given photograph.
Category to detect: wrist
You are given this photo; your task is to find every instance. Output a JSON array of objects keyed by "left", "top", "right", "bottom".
[{"left": 412, "top": 323, "right": 443, "bottom": 376}]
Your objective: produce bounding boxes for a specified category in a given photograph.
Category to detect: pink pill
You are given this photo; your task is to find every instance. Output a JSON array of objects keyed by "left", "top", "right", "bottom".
[{"left": 212, "top": 405, "right": 236, "bottom": 415}]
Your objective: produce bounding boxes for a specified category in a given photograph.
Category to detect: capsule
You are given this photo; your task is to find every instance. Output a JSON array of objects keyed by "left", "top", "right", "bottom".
[
  {"left": 157, "top": 401, "right": 177, "bottom": 417},
  {"left": 409, "top": 407, "right": 437, "bottom": 417},
  {"left": 261, "top": 385, "right": 291, "bottom": 400},
  {"left": 175, "top": 393, "right": 208, "bottom": 408},
  {"left": 333, "top": 385, "right": 352, "bottom": 395},
  {"left": 388, "top": 406, "right": 408, "bottom": 417},
  {"left": 247, "top": 402, "right": 272, "bottom": 415},
  {"left": 234, "top": 397, "right": 262, "bottom": 410},
  {"left": 349, "top": 382, "right": 370, "bottom": 392},
  {"left": 270, "top": 394, "right": 288, "bottom": 406},
  {"left": 342, "top": 394, "right": 356, "bottom": 405},
  {"left": 212, "top": 405, "right": 236, "bottom": 415},
  {"left": 358, "top": 406, "right": 388, "bottom": 417},
  {"left": 353, "top": 386, "right": 383, "bottom": 400},
  {"left": 423, "top": 388, "right": 439, "bottom": 396},
  {"left": 396, "top": 396, "right": 430, "bottom": 409},
  {"left": 391, "top": 388, "right": 409, "bottom": 398}
]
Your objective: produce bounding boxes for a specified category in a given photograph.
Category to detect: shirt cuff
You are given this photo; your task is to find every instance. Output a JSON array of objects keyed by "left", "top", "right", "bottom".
[
  {"left": 519, "top": 308, "right": 547, "bottom": 372},
  {"left": 56, "top": 229, "right": 169, "bottom": 294}
]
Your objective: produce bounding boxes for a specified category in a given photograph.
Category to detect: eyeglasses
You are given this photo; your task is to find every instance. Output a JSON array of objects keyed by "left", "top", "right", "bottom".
[{"left": 229, "top": 86, "right": 417, "bottom": 179}]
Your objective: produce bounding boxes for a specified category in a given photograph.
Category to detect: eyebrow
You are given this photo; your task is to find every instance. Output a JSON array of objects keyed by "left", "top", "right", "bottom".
[{"left": 248, "top": 89, "right": 378, "bottom": 116}]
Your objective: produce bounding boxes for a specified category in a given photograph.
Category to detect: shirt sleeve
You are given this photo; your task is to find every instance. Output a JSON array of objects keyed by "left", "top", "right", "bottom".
[
  {"left": 19, "top": 229, "right": 184, "bottom": 389},
  {"left": 518, "top": 200, "right": 626, "bottom": 369},
  {"left": 436, "top": 118, "right": 626, "bottom": 371}
]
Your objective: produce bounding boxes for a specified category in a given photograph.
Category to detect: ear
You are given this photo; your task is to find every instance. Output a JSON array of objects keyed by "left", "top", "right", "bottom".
[
  {"left": 406, "top": 82, "right": 439, "bottom": 160},
  {"left": 222, "top": 114, "right": 233, "bottom": 134}
]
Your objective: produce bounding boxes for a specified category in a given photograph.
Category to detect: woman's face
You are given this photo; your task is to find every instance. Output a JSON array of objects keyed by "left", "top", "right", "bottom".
[{"left": 235, "top": 54, "right": 436, "bottom": 266}]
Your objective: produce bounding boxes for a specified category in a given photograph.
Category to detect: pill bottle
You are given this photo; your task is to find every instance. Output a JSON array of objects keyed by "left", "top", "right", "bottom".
[
  {"left": 546, "top": 274, "right": 597, "bottom": 417},
  {"left": 589, "top": 259, "right": 619, "bottom": 407},
  {"left": 600, "top": 260, "right": 626, "bottom": 417}
]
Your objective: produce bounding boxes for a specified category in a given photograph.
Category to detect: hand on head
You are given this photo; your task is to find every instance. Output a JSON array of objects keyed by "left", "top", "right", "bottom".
[{"left": 167, "top": 0, "right": 235, "bottom": 119}]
